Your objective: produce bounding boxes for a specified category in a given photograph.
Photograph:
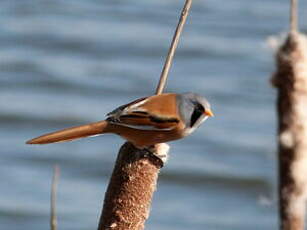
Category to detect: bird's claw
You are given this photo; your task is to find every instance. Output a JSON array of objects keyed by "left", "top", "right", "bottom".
[{"left": 142, "top": 143, "right": 169, "bottom": 168}]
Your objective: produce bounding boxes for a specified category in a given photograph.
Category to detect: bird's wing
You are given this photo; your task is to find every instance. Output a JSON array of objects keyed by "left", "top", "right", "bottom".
[{"left": 106, "top": 94, "right": 179, "bottom": 130}]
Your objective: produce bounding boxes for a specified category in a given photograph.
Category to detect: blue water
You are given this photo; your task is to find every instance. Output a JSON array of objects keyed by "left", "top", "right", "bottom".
[{"left": 1, "top": 1, "right": 307, "bottom": 229}]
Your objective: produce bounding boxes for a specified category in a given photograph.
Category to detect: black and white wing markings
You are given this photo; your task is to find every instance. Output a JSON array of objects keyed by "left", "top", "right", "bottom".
[
  {"left": 106, "top": 97, "right": 179, "bottom": 131},
  {"left": 106, "top": 97, "right": 147, "bottom": 122}
]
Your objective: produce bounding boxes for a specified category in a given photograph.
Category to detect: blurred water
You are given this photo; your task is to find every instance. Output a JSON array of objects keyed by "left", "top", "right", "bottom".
[{"left": 1, "top": 1, "right": 307, "bottom": 230}]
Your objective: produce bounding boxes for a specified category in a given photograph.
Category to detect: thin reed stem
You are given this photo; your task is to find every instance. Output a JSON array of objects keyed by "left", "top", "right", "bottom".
[
  {"left": 50, "top": 165, "right": 60, "bottom": 230},
  {"left": 155, "top": 0, "right": 193, "bottom": 95},
  {"left": 290, "top": 0, "right": 298, "bottom": 34}
]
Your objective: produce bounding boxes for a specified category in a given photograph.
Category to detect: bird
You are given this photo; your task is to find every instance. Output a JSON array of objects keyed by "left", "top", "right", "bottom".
[{"left": 26, "top": 92, "right": 213, "bottom": 149}]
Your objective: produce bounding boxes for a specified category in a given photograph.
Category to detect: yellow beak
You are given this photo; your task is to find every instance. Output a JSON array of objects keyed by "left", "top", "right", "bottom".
[{"left": 205, "top": 109, "right": 214, "bottom": 117}]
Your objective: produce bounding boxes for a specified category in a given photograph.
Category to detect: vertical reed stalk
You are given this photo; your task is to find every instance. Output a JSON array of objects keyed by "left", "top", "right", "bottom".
[
  {"left": 155, "top": 0, "right": 193, "bottom": 95},
  {"left": 97, "top": 143, "right": 166, "bottom": 230},
  {"left": 272, "top": 1, "right": 307, "bottom": 229},
  {"left": 97, "top": 1, "right": 193, "bottom": 229},
  {"left": 50, "top": 165, "right": 60, "bottom": 230}
]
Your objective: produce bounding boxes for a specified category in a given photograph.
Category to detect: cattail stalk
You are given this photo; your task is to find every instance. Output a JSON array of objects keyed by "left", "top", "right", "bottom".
[
  {"left": 155, "top": 0, "right": 193, "bottom": 95},
  {"left": 97, "top": 143, "right": 167, "bottom": 230},
  {"left": 272, "top": 1, "right": 307, "bottom": 229},
  {"left": 97, "top": 1, "right": 193, "bottom": 229},
  {"left": 50, "top": 165, "right": 60, "bottom": 230}
]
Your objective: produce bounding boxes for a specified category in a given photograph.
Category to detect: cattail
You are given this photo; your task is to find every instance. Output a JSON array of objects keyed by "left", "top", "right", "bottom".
[
  {"left": 97, "top": 143, "right": 168, "bottom": 230},
  {"left": 97, "top": 1, "right": 192, "bottom": 229},
  {"left": 272, "top": 0, "right": 307, "bottom": 229}
]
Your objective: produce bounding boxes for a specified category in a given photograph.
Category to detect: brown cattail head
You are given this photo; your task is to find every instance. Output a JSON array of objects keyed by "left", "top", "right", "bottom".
[
  {"left": 98, "top": 142, "right": 169, "bottom": 230},
  {"left": 272, "top": 20, "right": 307, "bottom": 230}
]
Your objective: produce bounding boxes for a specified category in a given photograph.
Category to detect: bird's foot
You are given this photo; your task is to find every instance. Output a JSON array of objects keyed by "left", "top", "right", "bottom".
[{"left": 142, "top": 143, "right": 169, "bottom": 168}]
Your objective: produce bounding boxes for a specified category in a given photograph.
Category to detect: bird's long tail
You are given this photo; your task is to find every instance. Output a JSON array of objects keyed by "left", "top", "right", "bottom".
[{"left": 26, "top": 120, "right": 109, "bottom": 144}]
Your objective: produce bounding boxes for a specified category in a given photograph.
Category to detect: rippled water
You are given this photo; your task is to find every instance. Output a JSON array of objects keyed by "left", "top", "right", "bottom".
[{"left": 1, "top": 1, "right": 307, "bottom": 230}]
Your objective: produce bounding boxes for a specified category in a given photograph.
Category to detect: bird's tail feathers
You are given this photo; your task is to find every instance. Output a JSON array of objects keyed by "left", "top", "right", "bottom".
[{"left": 26, "top": 120, "right": 108, "bottom": 144}]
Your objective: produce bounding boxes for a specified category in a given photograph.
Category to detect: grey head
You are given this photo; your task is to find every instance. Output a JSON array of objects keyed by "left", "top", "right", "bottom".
[{"left": 176, "top": 92, "right": 213, "bottom": 135}]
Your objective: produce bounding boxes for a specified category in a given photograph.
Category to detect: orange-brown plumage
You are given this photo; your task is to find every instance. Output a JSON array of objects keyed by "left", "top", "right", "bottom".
[
  {"left": 26, "top": 93, "right": 213, "bottom": 148},
  {"left": 26, "top": 121, "right": 109, "bottom": 144}
]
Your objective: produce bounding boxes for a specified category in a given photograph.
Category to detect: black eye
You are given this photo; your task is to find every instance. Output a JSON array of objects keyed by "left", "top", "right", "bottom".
[{"left": 190, "top": 104, "right": 204, "bottom": 127}]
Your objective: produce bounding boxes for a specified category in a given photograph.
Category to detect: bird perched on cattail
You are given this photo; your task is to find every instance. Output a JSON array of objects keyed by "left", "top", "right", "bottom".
[{"left": 26, "top": 93, "right": 213, "bottom": 148}]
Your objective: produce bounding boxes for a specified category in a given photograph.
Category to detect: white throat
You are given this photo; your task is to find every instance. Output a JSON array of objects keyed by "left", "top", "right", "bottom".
[{"left": 184, "top": 115, "right": 209, "bottom": 136}]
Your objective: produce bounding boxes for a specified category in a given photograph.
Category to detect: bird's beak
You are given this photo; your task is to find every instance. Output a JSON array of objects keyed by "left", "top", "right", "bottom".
[{"left": 205, "top": 109, "right": 214, "bottom": 117}]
